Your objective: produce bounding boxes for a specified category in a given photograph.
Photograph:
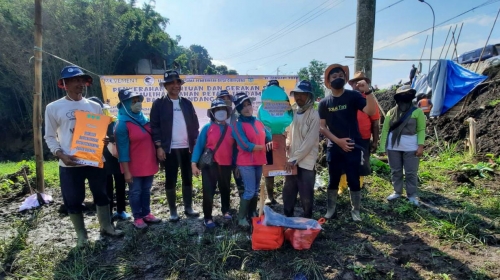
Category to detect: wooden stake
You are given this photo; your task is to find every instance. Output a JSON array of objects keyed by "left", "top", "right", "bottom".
[
  {"left": 258, "top": 177, "right": 266, "bottom": 217},
  {"left": 33, "top": 0, "right": 45, "bottom": 193},
  {"left": 466, "top": 117, "right": 477, "bottom": 155}
]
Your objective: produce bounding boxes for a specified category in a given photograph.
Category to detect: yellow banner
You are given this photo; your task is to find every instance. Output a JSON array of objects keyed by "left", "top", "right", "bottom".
[
  {"left": 100, "top": 75, "right": 298, "bottom": 127},
  {"left": 69, "top": 111, "right": 111, "bottom": 168}
]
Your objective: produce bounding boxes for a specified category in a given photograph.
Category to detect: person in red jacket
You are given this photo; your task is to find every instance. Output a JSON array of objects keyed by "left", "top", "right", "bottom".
[
  {"left": 191, "top": 99, "right": 234, "bottom": 229},
  {"left": 232, "top": 92, "right": 272, "bottom": 227}
]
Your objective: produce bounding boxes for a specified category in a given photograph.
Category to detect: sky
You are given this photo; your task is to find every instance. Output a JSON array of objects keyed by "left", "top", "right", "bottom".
[{"left": 138, "top": 0, "right": 500, "bottom": 89}]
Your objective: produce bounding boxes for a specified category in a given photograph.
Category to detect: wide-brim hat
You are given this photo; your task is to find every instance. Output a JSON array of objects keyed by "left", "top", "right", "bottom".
[
  {"left": 324, "top": 64, "right": 350, "bottom": 89},
  {"left": 117, "top": 89, "right": 144, "bottom": 108},
  {"left": 290, "top": 80, "right": 313, "bottom": 95},
  {"left": 233, "top": 92, "right": 251, "bottom": 109},
  {"left": 395, "top": 85, "right": 416, "bottom": 96},
  {"left": 159, "top": 69, "right": 185, "bottom": 86},
  {"left": 216, "top": 90, "right": 232, "bottom": 99},
  {"left": 207, "top": 99, "right": 232, "bottom": 119},
  {"left": 348, "top": 71, "right": 371, "bottom": 87},
  {"left": 57, "top": 66, "right": 93, "bottom": 88}
]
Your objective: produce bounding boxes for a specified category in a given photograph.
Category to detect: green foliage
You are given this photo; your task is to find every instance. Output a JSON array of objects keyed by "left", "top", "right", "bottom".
[
  {"left": 461, "top": 162, "right": 496, "bottom": 178},
  {"left": 488, "top": 99, "right": 500, "bottom": 106},
  {"left": 297, "top": 59, "right": 327, "bottom": 98}
]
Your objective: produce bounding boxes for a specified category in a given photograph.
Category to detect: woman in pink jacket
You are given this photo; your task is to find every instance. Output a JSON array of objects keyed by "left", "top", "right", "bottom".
[{"left": 232, "top": 92, "right": 272, "bottom": 227}]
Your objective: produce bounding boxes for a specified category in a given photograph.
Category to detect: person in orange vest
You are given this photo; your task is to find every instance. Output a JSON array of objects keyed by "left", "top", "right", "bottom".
[{"left": 417, "top": 94, "right": 433, "bottom": 118}]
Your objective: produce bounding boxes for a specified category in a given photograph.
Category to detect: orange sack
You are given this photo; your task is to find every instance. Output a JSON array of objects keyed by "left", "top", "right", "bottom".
[
  {"left": 284, "top": 218, "right": 326, "bottom": 250},
  {"left": 251, "top": 215, "right": 284, "bottom": 250}
]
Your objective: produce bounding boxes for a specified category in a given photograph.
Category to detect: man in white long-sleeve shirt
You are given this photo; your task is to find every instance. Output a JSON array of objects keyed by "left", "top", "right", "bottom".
[
  {"left": 44, "top": 66, "right": 123, "bottom": 247},
  {"left": 283, "top": 80, "right": 320, "bottom": 218}
]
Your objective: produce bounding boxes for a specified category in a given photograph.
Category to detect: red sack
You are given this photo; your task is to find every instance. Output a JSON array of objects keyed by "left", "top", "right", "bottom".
[
  {"left": 251, "top": 215, "right": 284, "bottom": 250},
  {"left": 284, "top": 218, "right": 326, "bottom": 250}
]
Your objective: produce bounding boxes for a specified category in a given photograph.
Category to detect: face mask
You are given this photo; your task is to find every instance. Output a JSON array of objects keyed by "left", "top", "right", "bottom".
[
  {"left": 330, "top": 78, "right": 345, "bottom": 90},
  {"left": 213, "top": 110, "right": 227, "bottom": 121},
  {"left": 131, "top": 102, "right": 142, "bottom": 113},
  {"left": 241, "top": 105, "right": 253, "bottom": 116},
  {"left": 395, "top": 94, "right": 414, "bottom": 104}
]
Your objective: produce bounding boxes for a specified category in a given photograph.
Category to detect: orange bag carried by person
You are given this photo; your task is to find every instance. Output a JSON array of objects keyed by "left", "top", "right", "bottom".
[
  {"left": 251, "top": 215, "right": 284, "bottom": 250},
  {"left": 284, "top": 218, "right": 326, "bottom": 250}
]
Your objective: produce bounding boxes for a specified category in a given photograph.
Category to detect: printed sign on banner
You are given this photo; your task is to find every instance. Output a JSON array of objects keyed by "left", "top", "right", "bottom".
[
  {"left": 69, "top": 111, "right": 111, "bottom": 168},
  {"left": 100, "top": 75, "right": 299, "bottom": 128}
]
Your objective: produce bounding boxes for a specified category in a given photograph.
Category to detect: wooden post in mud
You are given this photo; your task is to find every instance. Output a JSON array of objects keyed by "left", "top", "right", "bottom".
[
  {"left": 258, "top": 178, "right": 266, "bottom": 217},
  {"left": 354, "top": 0, "right": 376, "bottom": 80},
  {"left": 466, "top": 117, "right": 477, "bottom": 156},
  {"left": 33, "top": 0, "right": 45, "bottom": 192}
]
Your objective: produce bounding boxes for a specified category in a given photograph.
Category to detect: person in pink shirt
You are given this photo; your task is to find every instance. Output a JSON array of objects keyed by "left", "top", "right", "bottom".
[
  {"left": 191, "top": 99, "right": 234, "bottom": 229},
  {"left": 115, "top": 89, "right": 161, "bottom": 229}
]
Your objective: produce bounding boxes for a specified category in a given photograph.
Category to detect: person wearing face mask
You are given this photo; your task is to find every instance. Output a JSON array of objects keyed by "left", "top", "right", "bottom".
[
  {"left": 282, "top": 80, "right": 320, "bottom": 218},
  {"left": 88, "top": 96, "right": 130, "bottom": 221},
  {"left": 216, "top": 90, "right": 245, "bottom": 197},
  {"left": 378, "top": 85, "right": 426, "bottom": 206},
  {"left": 232, "top": 92, "right": 272, "bottom": 227},
  {"left": 318, "top": 64, "right": 377, "bottom": 222},
  {"left": 150, "top": 70, "right": 200, "bottom": 222},
  {"left": 191, "top": 99, "right": 234, "bottom": 229},
  {"left": 115, "top": 89, "right": 161, "bottom": 229},
  {"left": 44, "top": 66, "right": 123, "bottom": 247}
]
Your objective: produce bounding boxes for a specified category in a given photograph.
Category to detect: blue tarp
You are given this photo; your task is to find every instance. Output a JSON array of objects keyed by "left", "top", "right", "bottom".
[{"left": 428, "top": 60, "right": 487, "bottom": 117}]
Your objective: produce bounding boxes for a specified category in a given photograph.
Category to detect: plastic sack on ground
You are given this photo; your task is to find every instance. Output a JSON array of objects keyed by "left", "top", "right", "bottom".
[
  {"left": 285, "top": 218, "right": 326, "bottom": 250},
  {"left": 262, "top": 206, "right": 322, "bottom": 230},
  {"left": 251, "top": 215, "right": 284, "bottom": 250},
  {"left": 19, "top": 193, "right": 53, "bottom": 212}
]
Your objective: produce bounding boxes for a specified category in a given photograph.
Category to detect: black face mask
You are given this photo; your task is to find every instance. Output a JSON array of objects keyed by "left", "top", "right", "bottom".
[
  {"left": 330, "top": 78, "right": 345, "bottom": 90},
  {"left": 395, "top": 94, "right": 414, "bottom": 104}
]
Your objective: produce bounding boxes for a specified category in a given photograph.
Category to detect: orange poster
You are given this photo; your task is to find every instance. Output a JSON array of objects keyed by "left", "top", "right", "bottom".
[{"left": 69, "top": 111, "right": 111, "bottom": 168}]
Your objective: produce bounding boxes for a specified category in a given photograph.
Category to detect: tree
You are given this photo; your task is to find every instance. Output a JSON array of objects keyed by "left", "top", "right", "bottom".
[{"left": 296, "top": 59, "right": 327, "bottom": 98}]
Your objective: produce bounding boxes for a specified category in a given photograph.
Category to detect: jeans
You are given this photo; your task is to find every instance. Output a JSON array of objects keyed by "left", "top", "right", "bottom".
[
  {"left": 106, "top": 173, "right": 127, "bottom": 214},
  {"left": 59, "top": 166, "right": 109, "bottom": 214},
  {"left": 387, "top": 150, "right": 420, "bottom": 198},
  {"left": 128, "top": 175, "right": 154, "bottom": 219},
  {"left": 164, "top": 148, "right": 192, "bottom": 191},
  {"left": 238, "top": 165, "right": 262, "bottom": 200},
  {"left": 283, "top": 167, "right": 315, "bottom": 218},
  {"left": 327, "top": 146, "right": 362, "bottom": 192},
  {"left": 202, "top": 164, "right": 232, "bottom": 220}
]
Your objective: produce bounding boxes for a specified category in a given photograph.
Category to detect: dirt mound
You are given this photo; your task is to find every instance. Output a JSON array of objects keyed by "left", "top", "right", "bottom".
[
  {"left": 429, "top": 66, "right": 500, "bottom": 156},
  {"left": 374, "top": 88, "right": 397, "bottom": 114}
]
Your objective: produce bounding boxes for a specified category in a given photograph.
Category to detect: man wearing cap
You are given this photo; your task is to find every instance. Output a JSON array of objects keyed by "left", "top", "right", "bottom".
[
  {"left": 216, "top": 90, "right": 245, "bottom": 196},
  {"left": 44, "top": 66, "right": 123, "bottom": 247},
  {"left": 260, "top": 79, "right": 280, "bottom": 205},
  {"left": 150, "top": 69, "right": 200, "bottom": 222},
  {"left": 282, "top": 80, "right": 319, "bottom": 218},
  {"left": 318, "top": 64, "right": 377, "bottom": 221},
  {"left": 334, "top": 71, "right": 381, "bottom": 194}
]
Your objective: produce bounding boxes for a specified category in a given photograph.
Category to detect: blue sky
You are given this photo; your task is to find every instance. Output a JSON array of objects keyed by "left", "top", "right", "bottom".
[{"left": 140, "top": 0, "right": 500, "bottom": 89}]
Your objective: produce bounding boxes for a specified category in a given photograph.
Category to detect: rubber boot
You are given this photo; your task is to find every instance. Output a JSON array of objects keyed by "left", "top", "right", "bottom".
[
  {"left": 324, "top": 189, "right": 338, "bottom": 219},
  {"left": 247, "top": 196, "right": 258, "bottom": 219},
  {"left": 264, "top": 177, "right": 277, "bottom": 205},
  {"left": 350, "top": 191, "right": 362, "bottom": 222},
  {"left": 166, "top": 189, "right": 180, "bottom": 222},
  {"left": 238, "top": 198, "right": 251, "bottom": 227},
  {"left": 182, "top": 185, "right": 199, "bottom": 217},
  {"left": 96, "top": 205, "right": 124, "bottom": 237},
  {"left": 69, "top": 213, "right": 88, "bottom": 247}
]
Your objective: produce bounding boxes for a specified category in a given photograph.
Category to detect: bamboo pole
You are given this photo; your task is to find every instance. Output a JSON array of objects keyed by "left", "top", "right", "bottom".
[
  {"left": 33, "top": 0, "right": 44, "bottom": 192},
  {"left": 444, "top": 25, "right": 457, "bottom": 59},
  {"left": 438, "top": 26, "right": 452, "bottom": 60},
  {"left": 451, "top": 23, "right": 464, "bottom": 60}
]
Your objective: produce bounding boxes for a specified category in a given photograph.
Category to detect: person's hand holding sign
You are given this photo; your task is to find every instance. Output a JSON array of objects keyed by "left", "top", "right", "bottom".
[
  {"left": 284, "top": 160, "right": 296, "bottom": 173},
  {"left": 56, "top": 150, "right": 78, "bottom": 166},
  {"left": 266, "top": 141, "right": 274, "bottom": 151}
]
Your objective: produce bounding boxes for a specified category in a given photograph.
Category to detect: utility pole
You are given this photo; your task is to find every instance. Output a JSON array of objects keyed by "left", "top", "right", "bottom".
[
  {"left": 354, "top": 0, "right": 376, "bottom": 81},
  {"left": 34, "top": 0, "right": 45, "bottom": 192}
]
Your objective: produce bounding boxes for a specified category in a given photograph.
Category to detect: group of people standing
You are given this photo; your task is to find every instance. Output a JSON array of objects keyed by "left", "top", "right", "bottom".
[{"left": 44, "top": 63, "right": 426, "bottom": 247}]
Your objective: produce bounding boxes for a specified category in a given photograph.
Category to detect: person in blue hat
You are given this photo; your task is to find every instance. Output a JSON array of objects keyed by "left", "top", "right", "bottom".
[
  {"left": 150, "top": 69, "right": 200, "bottom": 222},
  {"left": 216, "top": 90, "right": 245, "bottom": 197},
  {"left": 282, "top": 80, "right": 320, "bottom": 218},
  {"left": 191, "top": 99, "right": 234, "bottom": 229},
  {"left": 114, "top": 89, "right": 162, "bottom": 229},
  {"left": 44, "top": 66, "right": 123, "bottom": 247},
  {"left": 232, "top": 92, "right": 272, "bottom": 227},
  {"left": 87, "top": 96, "right": 131, "bottom": 221}
]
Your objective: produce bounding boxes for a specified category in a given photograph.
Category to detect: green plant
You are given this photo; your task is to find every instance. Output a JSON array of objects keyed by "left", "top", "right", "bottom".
[
  {"left": 290, "top": 257, "right": 325, "bottom": 280},
  {"left": 347, "top": 262, "right": 376, "bottom": 279},
  {"left": 488, "top": 99, "right": 500, "bottom": 106},
  {"left": 461, "top": 162, "right": 495, "bottom": 178}
]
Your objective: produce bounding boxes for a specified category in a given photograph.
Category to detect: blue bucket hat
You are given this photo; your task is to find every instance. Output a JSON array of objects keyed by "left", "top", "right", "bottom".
[
  {"left": 290, "top": 80, "right": 313, "bottom": 95},
  {"left": 57, "top": 66, "right": 93, "bottom": 88},
  {"left": 160, "top": 69, "right": 185, "bottom": 86},
  {"left": 266, "top": 80, "right": 280, "bottom": 87},
  {"left": 216, "top": 90, "right": 232, "bottom": 99},
  {"left": 117, "top": 89, "right": 144, "bottom": 108},
  {"left": 233, "top": 92, "right": 251, "bottom": 110}
]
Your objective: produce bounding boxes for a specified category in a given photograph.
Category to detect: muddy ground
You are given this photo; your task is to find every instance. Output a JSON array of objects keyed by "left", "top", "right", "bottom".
[{"left": 1, "top": 165, "right": 499, "bottom": 279}]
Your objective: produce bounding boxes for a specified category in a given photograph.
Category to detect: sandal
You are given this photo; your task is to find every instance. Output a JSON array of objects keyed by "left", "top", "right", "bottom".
[
  {"left": 204, "top": 219, "right": 216, "bottom": 229},
  {"left": 223, "top": 212, "right": 232, "bottom": 220}
]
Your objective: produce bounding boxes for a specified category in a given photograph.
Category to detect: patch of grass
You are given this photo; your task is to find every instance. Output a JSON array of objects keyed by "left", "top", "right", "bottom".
[
  {"left": 425, "top": 211, "right": 483, "bottom": 244},
  {"left": 488, "top": 99, "right": 500, "bottom": 106},
  {"left": 347, "top": 262, "right": 376, "bottom": 279},
  {"left": 289, "top": 257, "right": 325, "bottom": 280}
]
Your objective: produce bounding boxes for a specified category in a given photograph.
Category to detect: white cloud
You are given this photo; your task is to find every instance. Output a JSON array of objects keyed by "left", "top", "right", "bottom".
[
  {"left": 212, "top": 59, "right": 235, "bottom": 70},
  {"left": 374, "top": 31, "right": 421, "bottom": 51}
]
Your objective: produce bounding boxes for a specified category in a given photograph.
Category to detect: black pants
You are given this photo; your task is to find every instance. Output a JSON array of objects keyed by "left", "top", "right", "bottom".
[
  {"left": 283, "top": 167, "right": 315, "bottom": 218},
  {"left": 59, "top": 166, "right": 108, "bottom": 214},
  {"left": 202, "top": 164, "right": 232, "bottom": 220},
  {"left": 327, "top": 146, "right": 362, "bottom": 192},
  {"left": 106, "top": 173, "right": 127, "bottom": 214},
  {"left": 164, "top": 148, "right": 192, "bottom": 190}
]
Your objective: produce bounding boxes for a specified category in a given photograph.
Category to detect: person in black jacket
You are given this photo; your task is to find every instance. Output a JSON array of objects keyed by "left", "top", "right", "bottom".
[{"left": 150, "top": 70, "right": 200, "bottom": 222}]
